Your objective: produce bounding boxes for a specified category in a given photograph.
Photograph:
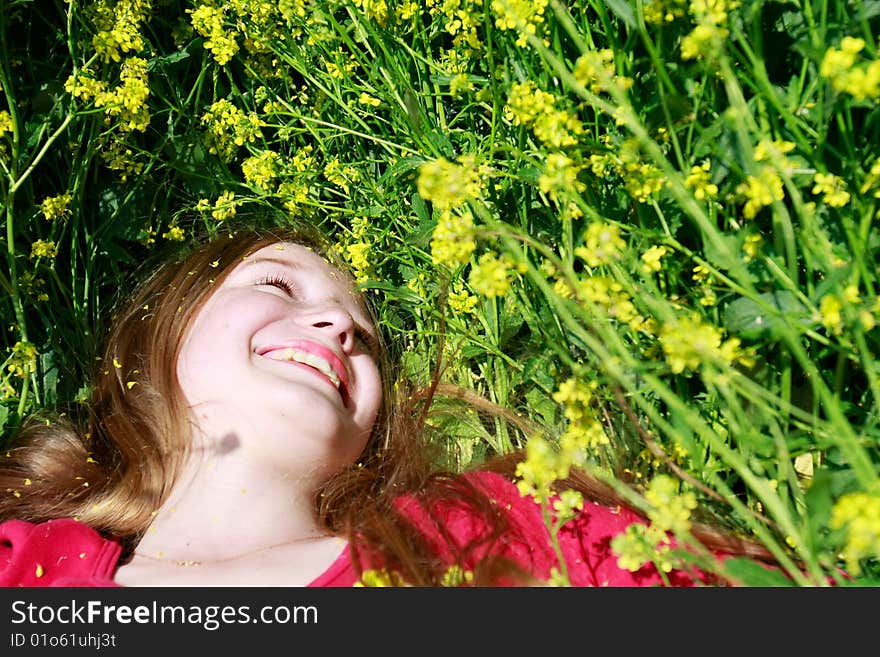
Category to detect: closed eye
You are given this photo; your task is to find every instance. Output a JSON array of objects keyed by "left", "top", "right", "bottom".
[{"left": 256, "top": 274, "right": 298, "bottom": 296}]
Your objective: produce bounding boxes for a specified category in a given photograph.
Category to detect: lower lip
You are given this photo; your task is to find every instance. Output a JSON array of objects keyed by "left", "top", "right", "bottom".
[{"left": 271, "top": 359, "right": 346, "bottom": 403}]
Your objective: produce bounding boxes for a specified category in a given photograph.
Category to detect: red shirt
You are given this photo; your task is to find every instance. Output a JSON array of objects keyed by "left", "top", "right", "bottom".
[{"left": 0, "top": 471, "right": 706, "bottom": 587}]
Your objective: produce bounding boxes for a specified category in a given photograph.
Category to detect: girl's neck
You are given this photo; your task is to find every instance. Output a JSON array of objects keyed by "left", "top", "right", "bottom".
[{"left": 132, "top": 454, "right": 331, "bottom": 564}]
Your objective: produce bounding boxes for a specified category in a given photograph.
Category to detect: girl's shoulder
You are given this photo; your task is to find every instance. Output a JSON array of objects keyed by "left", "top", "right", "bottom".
[
  {"left": 395, "top": 469, "right": 685, "bottom": 586},
  {"left": 0, "top": 518, "right": 122, "bottom": 587}
]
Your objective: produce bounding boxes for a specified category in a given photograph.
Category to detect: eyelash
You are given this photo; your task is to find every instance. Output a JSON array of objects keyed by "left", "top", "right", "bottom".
[{"left": 256, "top": 274, "right": 298, "bottom": 296}]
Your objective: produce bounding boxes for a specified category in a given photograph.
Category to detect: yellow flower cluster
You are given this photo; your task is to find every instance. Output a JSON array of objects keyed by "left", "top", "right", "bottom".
[
  {"left": 736, "top": 167, "right": 785, "bottom": 219},
  {"left": 515, "top": 433, "right": 582, "bottom": 507},
  {"left": 490, "top": 0, "right": 548, "bottom": 48},
  {"left": 350, "top": 0, "right": 389, "bottom": 23},
  {"left": 90, "top": 0, "right": 152, "bottom": 63},
  {"left": 40, "top": 194, "right": 72, "bottom": 222},
  {"left": 812, "top": 172, "right": 851, "bottom": 208},
  {"left": 468, "top": 251, "right": 518, "bottom": 298},
  {"left": 30, "top": 240, "right": 58, "bottom": 260},
  {"left": 830, "top": 490, "right": 880, "bottom": 575},
  {"left": 430, "top": 210, "right": 477, "bottom": 267},
  {"left": 323, "top": 156, "right": 361, "bottom": 194},
  {"left": 574, "top": 222, "right": 627, "bottom": 268},
  {"left": 643, "top": 473, "right": 698, "bottom": 534},
  {"left": 6, "top": 341, "right": 38, "bottom": 380},
  {"left": 0, "top": 110, "right": 12, "bottom": 138},
  {"left": 162, "top": 225, "right": 186, "bottom": 242},
  {"left": 614, "top": 139, "right": 666, "bottom": 204},
  {"left": 658, "top": 311, "right": 743, "bottom": 373},
  {"left": 643, "top": 0, "right": 688, "bottom": 24},
  {"left": 681, "top": 0, "right": 738, "bottom": 61},
  {"left": 641, "top": 245, "right": 670, "bottom": 274},
  {"left": 100, "top": 139, "right": 144, "bottom": 182},
  {"left": 505, "top": 81, "right": 584, "bottom": 149},
  {"left": 197, "top": 190, "right": 240, "bottom": 222},
  {"left": 573, "top": 49, "right": 633, "bottom": 95},
  {"left": 447, "top": 282, "right": 479, "bottom": 315},
  {"left": 66, "top": 57, "right": 151, "bottom": 134},
  {"left": 611, "top": 524, "right": 675, "bottom": 572},
  {"left": 242, "top": 150, "right": 281, "bottom": 193},
  {"left": 200, "top": 99, "right": 263, "bottom": 163},
  {"left": 578, "top": 276, "right": 648, "bottom": 333},
  {"left": 339, "top": 216, "right": 373, "bottom": 284},
  {"left": 820, "top": 37, "right": 880, "bottom": 102},
  {"left": 684, "top": 160, "right": 719, "bottom": 200},
  {"left": 100, "top": 57, "right": 151, "bottom": 133},
  {"left": 611, "top": 474, "right": 695, "bottom": 572},
  {"left": 189, "top": 4, "right": 239, "bottom": 65},
  {"left": 355, "top": 568, "right": 411, "bottom": 586},
  {"left": 538, "top": 152, "right": 586, "bottom": 204},
  {"left": 417, "top": 155, "right": 483, "bottom": 210},
  {"left": 553, "top": 377, "right": 609, "bottom": 454}
]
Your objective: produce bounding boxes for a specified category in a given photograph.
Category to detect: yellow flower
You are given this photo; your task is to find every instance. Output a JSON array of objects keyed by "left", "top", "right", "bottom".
[
  {"left": 684, "top": 161, "right": 718, "bottom": 200},
  {"left": 658, "top": 312, "right": 742, "bottom": 373},
  {"left": 358, "top": 92, "right": 381, "bottom": 107},
  {"left": 163, "top": 225, "right": 186, "bottom": 242},
  {"left": 440, "top": 565, "right": 474, "bottom": 587},
  {"left": 417, "top": 155, "right": 483, "bottom": 210},
  {"left": 812, "top": 172, "right": 851, "bottom": 208},
  {"left": 644, "top": 474, "right": 697, "bottom": 534},
  {"left": 491, "top": 0, "right": 548, "bottom": 48},
  {"left": 830, "top": 490, "right": 880, "bottom": 575},
  {"left": 538, "top": 152, "right": 586, "bottom": 202},
  {"left": 469, "top": 251, "right": 513, "bottom": 298},
  {"left": 211, "top": 190, "right": 240, "bottom": 222},
  {"left": 574, "top": 222, "right": 626, "bottom": 268},
  {"left": 447, "top": 285, "right": 479, "bottom": 315},
  {"left": 30, "top": 240, "right": 58, "bottom": 260},
  {"left": 355, "top": 568, "right": 410, "bottom": 587},
  {"left": 344, "top": 241, "right": 372, "bottom": 284},
  {"left": 40, "top": 194, "right": 72, "bottom": 221},
  {"left": 0, "top": 110, "right": 13, "bottom": 138},
  {"left": 430, "top": 210, "right": 477, "bottom": 267},
  {"left": 641, "top": 245, "right": 670, "bottom": 273},
  {"left": 7, "top": 341, "right": 38, "bottom": 379},
  {"left": 736, "top": 167, "right": 785, "bottom": 219},
  {"left": 242, "top": 150, "right": 281, "bottom": 192},
  {"left": 818, "top": 294, "right": 844, "bottom": 335},
  {"left": 189, "top": 4, "right": 239, "bottom": 65}
]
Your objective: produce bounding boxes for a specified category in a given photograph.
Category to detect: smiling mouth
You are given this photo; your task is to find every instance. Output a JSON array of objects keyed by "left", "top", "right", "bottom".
[
  {"left": 262, "top": 347, "right": 349, "bottom": 403},
  {"left": 266, "top": 347, "right": 341, "bottom": 387}
]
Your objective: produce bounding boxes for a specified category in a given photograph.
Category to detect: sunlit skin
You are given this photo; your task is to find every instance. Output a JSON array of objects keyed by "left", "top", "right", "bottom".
[{"left": 115, "top": 243, "right": 382, "bottom": 586}]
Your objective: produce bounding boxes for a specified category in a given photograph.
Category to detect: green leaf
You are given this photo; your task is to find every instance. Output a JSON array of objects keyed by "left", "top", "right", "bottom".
[
  {"left": 722, "top": 290, "right": 813, "bottom": 340},
  {"left": 602, "top": 0, "right": 636, "bottom": 28},
  {"left": 805, "top": 467, "right": 834, "bottom": 538},
  {"left": 0, "top": 403, "right": 8, "bottom": 436},
  {"left": 722, "top": 557, "right": 795, "bottom": 586}
]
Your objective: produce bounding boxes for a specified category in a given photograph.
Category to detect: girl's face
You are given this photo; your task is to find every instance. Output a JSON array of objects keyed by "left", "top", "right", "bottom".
[{"left": 175, "top": 241, "right": 383, "bottom": 477}]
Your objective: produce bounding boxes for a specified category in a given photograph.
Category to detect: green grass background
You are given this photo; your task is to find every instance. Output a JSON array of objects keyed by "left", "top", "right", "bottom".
[{"left": 2, "top": 0, "right": 880, "bottom": 585}]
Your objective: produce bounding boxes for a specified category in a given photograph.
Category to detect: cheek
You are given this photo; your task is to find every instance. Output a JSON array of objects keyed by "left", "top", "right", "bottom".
[{"left": 359, "top": 364, "right": 384, "bottom": 427}]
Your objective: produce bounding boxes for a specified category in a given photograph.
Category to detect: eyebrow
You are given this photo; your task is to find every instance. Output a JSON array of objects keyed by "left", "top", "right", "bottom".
[{"left": 242, "top": 256, "right": 303, "bottom": 269}]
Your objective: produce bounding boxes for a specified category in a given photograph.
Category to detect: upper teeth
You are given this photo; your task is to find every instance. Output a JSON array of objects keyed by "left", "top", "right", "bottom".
[{"left": 266, "top": 348, "right": 341, "bottom": 388}]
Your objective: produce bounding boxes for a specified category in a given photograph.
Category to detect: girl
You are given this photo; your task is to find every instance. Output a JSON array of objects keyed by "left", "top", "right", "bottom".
[{"left": 0, "top": 224, "right": 772, "bottom": 587}]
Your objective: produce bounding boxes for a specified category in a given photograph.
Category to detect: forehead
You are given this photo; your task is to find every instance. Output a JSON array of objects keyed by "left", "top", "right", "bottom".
[{"left": 240, "top": 241, "right": 335, "bottom": 272}]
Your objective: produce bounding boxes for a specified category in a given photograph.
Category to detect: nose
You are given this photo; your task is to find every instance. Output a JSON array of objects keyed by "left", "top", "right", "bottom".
[{"left": 298, "top": 303, "right": 356, "bottom": 352}]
